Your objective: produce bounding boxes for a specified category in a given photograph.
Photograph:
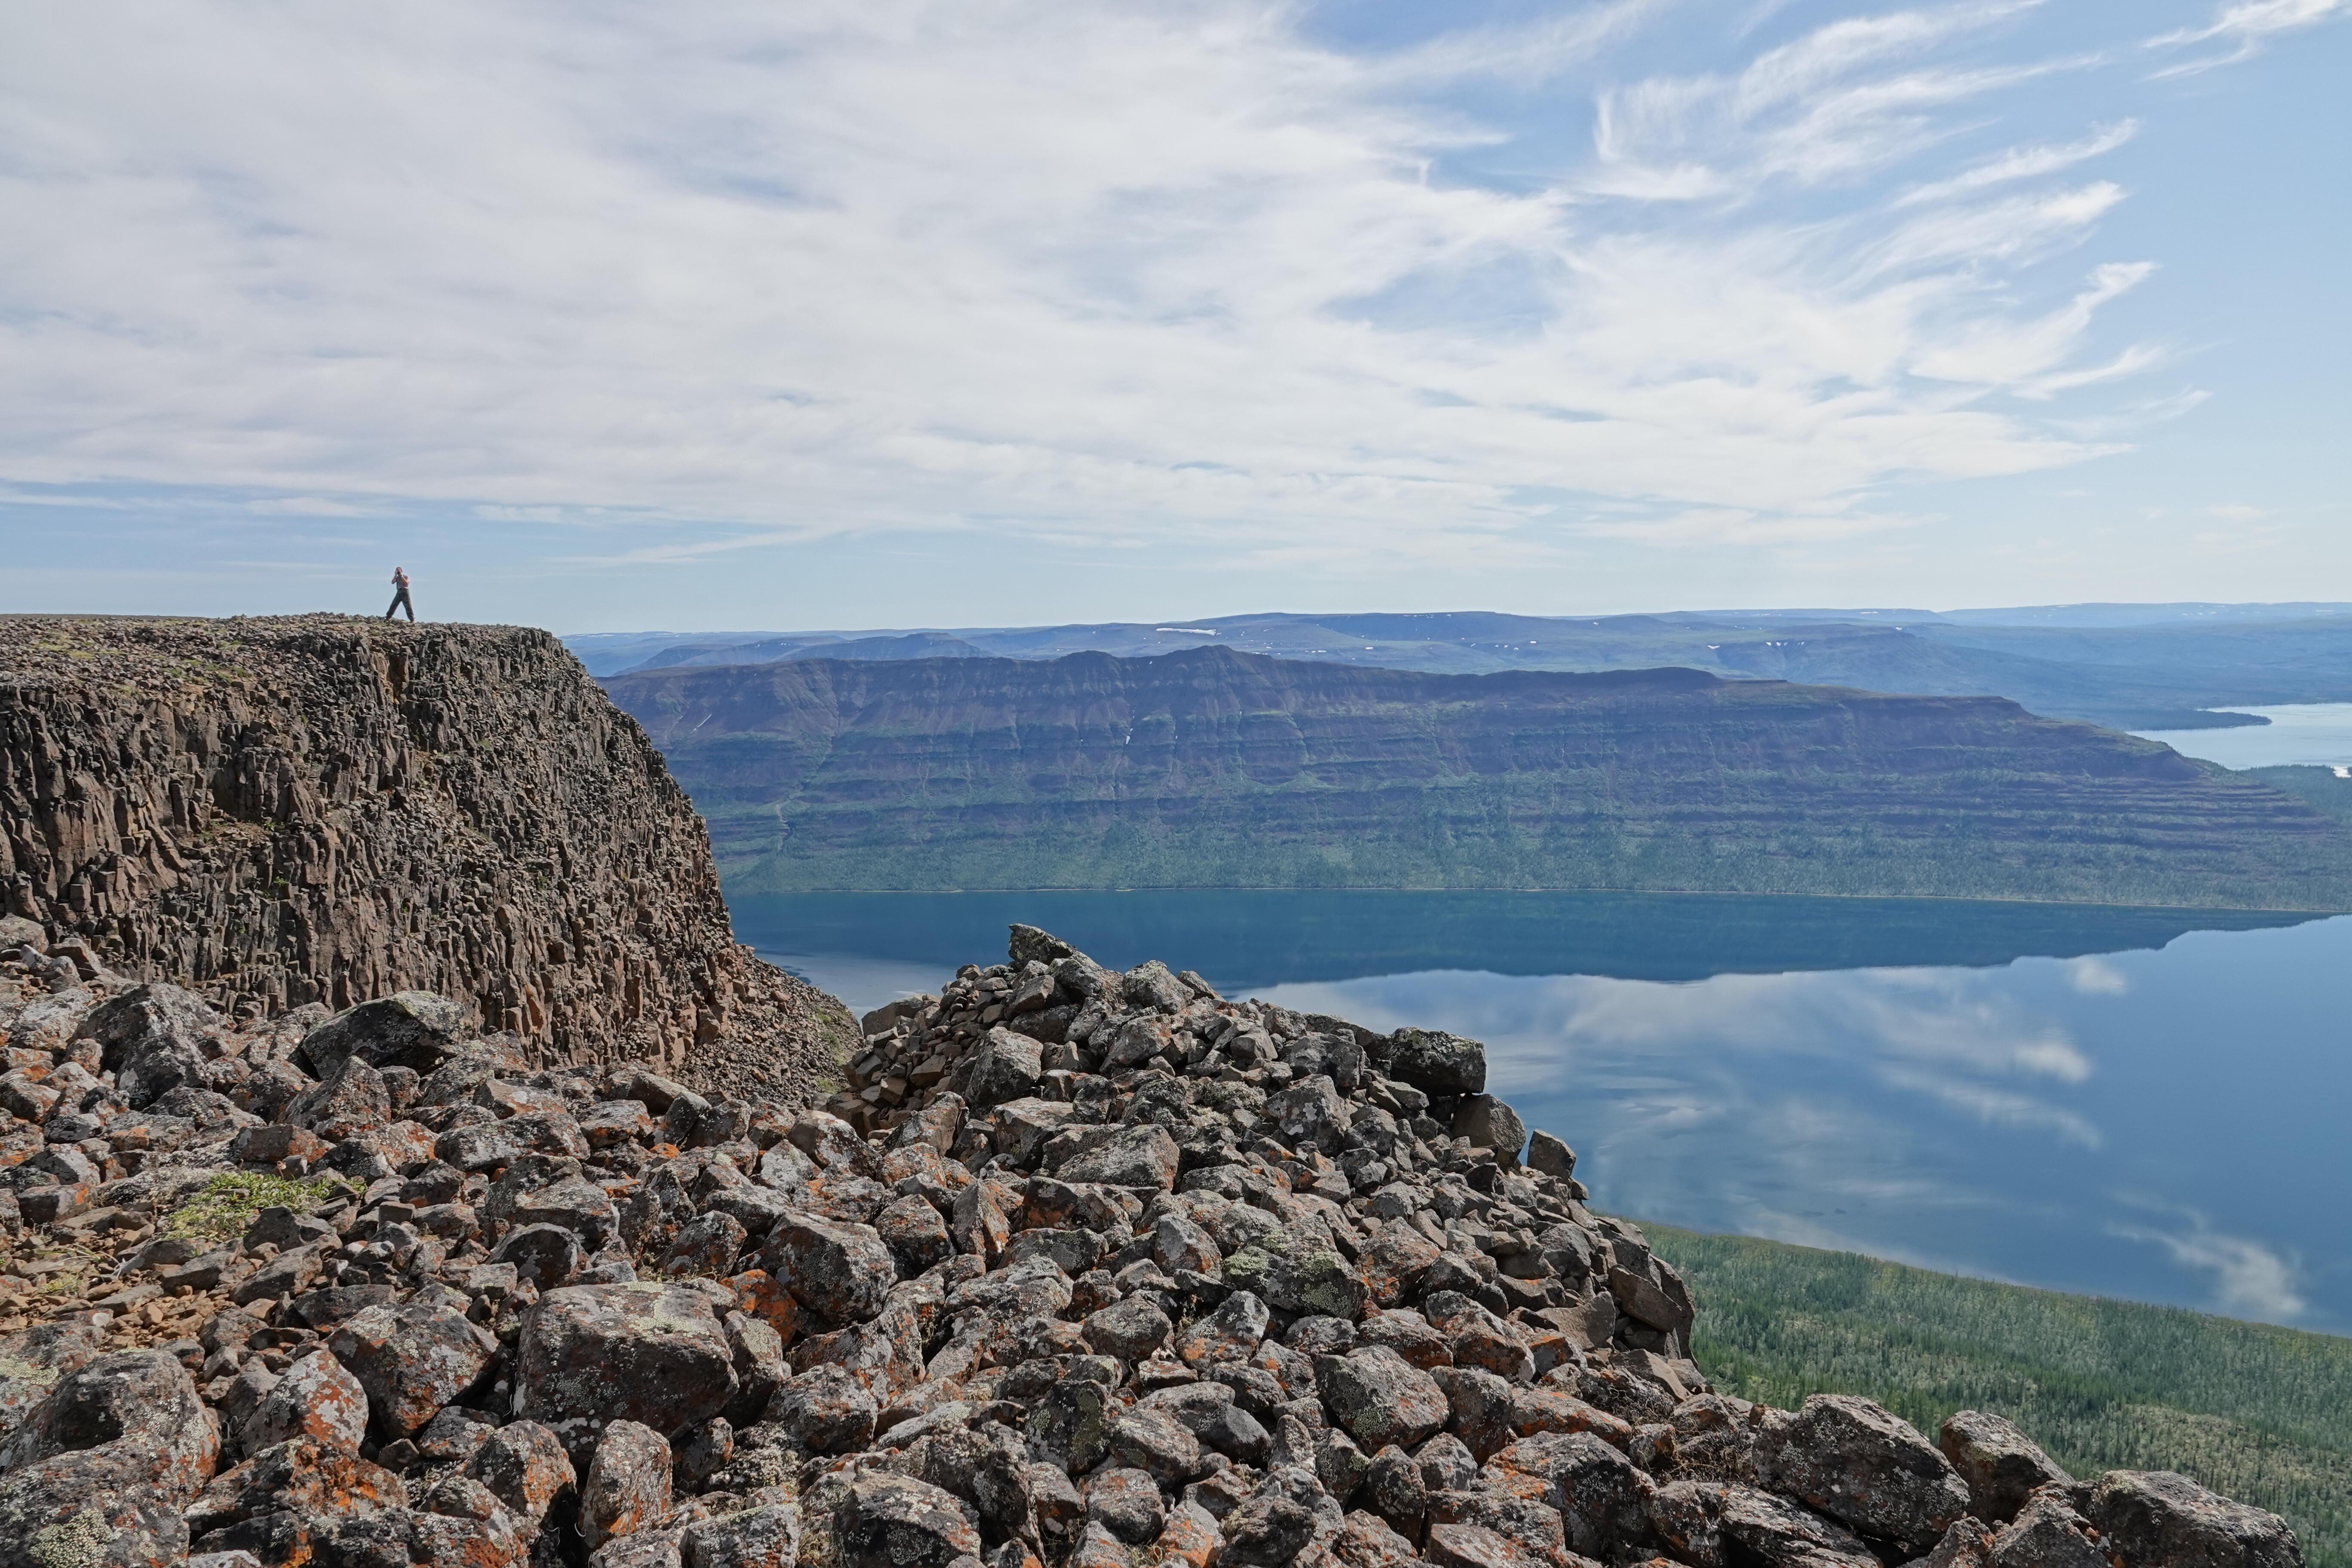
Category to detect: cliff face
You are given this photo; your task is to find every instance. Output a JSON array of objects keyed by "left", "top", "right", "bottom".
[
  {"left": 606, "top": 645, "right": 2352, "bottom": 907},
  {"left": 0, "top": 615, "right": 851, "bottom": 1083}
]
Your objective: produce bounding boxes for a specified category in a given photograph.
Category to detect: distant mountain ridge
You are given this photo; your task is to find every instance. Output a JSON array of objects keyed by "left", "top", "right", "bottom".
[
  {"left": 569, "top": 603, "right": 2352, "bottom": 730},
  {"left": 601, "top": 645, "right": 2352, "bottom": 908}
]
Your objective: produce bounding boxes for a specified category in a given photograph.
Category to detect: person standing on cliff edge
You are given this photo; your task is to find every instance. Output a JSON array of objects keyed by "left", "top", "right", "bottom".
[{"left": 385, "top": 566, "right": 415, "bottom": 622}]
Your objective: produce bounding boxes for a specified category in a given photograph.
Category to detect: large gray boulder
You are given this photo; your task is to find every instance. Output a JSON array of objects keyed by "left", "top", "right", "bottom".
[
  {"left": 761, "top": 1215, "right": 895, "bottom": 1327},
  {"left": 1755, "top": 1393, "right": 1971, "bottom": 1553},
  {"left": 0, "top": 1322, "right": 106, "bottom": 1446},
  {"left": 578, "top": 1418, "right": 672, "bottom": 1550},
  {"left": 80, "top": 982, "right": 221, "bottom": 1110},
  {"left": 298, "top": 991, "right": 472, "bottom": 1078},
  {"left": 1991, "top": 1485, "right": 2107, "bottom": 1568},
  {"left": 1649, "top": 1478, "right": 1882, "bottom": 1568},
  {"left": 1057, "top": 1124, "right": 1180, "bottom": 1191},
  {"left": 1488, "top": 1430, "right": 1654, "bottom": 1557},
  {"left": 965, "top": 1028, "right": 1042, "bottom": 1109},
  {"left": 328, "top": 1301, "right": 498, "bottom": 1442},
  {"left": 2085, "top": 1470, "right": 2304, "bottom": 1568},
  {"left": 1386, "top": 1027, "right": 1487, "bottom": 1095},
  {"left": 0, "top": 1349, "right": 220, "bottom": 1567},
  {"left": 1451, "top": 1094, "right": 1527, "bottom": 1164},
  {"left": 1941, "top": 1410, "right": 2073, "bottom": 1524},
  {"left": 827, "top": 1470, "right": 983, "bottom": 1567},
  {"left": 1317, "top": 1346, "right": 1451, "bottom": 1452},
  {"left": 513, "top": 1283, "right": 738, "bottom": 1460}
]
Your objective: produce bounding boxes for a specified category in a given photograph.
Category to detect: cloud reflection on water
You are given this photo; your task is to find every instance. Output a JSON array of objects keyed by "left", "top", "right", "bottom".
[
  {"left": 2110, "top": 1199, "right": 2310, "bottom": 1323},
  {"left": 749, "top": 898, "right": 2352, "bottom": 1331},
  {"left": 1264, "top": 962, "right": 2114, "bottom": 1284}
]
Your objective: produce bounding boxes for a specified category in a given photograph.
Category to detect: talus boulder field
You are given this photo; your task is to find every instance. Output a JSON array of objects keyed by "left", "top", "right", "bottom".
[
  {"left": 0, "top": 923, "right": 2301, "bottom": 1568},
  {"left": 604, "top": 645, "right": 2352, "bottom": 907},
  {"left": 0, "top": 615, "right": 853, "bottom": 1089}
]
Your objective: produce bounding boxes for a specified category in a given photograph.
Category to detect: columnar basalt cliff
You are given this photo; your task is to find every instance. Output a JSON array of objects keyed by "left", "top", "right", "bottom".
[
  {"left": 0, "top": 616, "right": 851, "bottom": 1084},
  {"left": 0, "top": 926, "right": 2306, "bottom": 1567}
]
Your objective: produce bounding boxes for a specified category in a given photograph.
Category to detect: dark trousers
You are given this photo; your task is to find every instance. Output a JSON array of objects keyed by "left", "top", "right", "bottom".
[{"left": 386, "top": 587, "right": 414, "bottom": 621}]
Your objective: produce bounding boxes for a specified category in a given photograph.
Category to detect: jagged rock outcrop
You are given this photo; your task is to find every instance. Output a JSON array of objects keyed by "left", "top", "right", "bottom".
[
  {"left": 0, "top": 616, "right": 852, "bottom": 1084},
  {"left": 0, "top": 925, "right": 2303, "bottom": 1568}
]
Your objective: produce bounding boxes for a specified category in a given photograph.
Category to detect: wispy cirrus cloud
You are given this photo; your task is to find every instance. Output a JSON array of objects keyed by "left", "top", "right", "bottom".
[
  {"left": 0, "top": 1, "right": 2199, "bottom": 568},
  {"left": 2148, "top": 0, "right": 2352, "bottom": 77},
  {"left": 1898, "top": 120, "right": 2139, "bottom": 205}
]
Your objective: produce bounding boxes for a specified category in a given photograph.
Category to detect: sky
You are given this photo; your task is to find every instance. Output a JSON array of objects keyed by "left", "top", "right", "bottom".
[{"left": 3, "top": 0, "right": 2348, "bottom": 632}]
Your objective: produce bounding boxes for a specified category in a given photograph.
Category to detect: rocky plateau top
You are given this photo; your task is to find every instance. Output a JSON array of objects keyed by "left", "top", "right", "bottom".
[
  {"left": 0, "top": 614, "right": 853, "bottom": 1100},
  {"left": 0, "top": 920, "right": 2301, "bottom": 1568}
]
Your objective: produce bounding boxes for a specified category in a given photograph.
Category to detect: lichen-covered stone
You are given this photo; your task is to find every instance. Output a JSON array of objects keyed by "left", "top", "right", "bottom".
[
  {"left": 0, "top": 1349, "right": 221, "bottom": 1568},
  {"left": 1319, "top": 1345, "right": 1450, "bottom": 1452},
  {"left": 682, "top": 1501, "right": 800, "bottom": 1568},
  {"left": 761, "top": 1216, "right": 894, "bottom": 1327},
  {"left": 874, "top": 1194, "right": 954, "bottom": 1279},
  {"left": 241, "top": 1348, "right": 370, "bottom": 1455},
  {"left": 831, "top": 1471, "right": 983, "bottom": 1567},
  {"left": 1057, "top": 1124, "right": 1181, "bottom": 1192},
  {"left": 1386, "top": 1028, "right": 1487, "bottom": 1095},
  {"left": 1939, "top": 1411, "right": 2073, "bottom": 1525},
  {"left": 1755, "top": 1394, "right": 1970, "bottom": 1553},
  {"left": 1082, "top": 1293, "right": 1173, "bottom": 1363},
  {"left": 0, "top": 1321, "right": 106, "bottom": 1445},
  {"left": 513, "top": 1283, "right": 738, "bottom": 1458},
  {"left": 328, "top": 1302, "right": 496, "bottom": 1442},
  {"left": 1174, "top": 1289, "right": 1270, "bottom": 1366},
  {"left": 2084, "top": 1470, "right": 2304, "bottom": 1568},
  {"left": 464, "top": 1419, "right": 576, "bottom": 1521},
  {"left": 579, "top": 1419, "right": 673, "bottom": 1550},
  {"left": 764, "top": 1364, "right": 877, "bottom": 1454}
]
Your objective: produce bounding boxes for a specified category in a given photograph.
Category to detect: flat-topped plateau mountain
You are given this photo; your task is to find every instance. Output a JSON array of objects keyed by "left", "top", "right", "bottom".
[
  {"left": 574, "top": 602, "right": 2352, "bottom": 731},
  {"left": 0, "top": 615, "right": 852, "bottom": 1090},
  {"left": 602, "top": 645, "right": 2352, "bottom": 908}
]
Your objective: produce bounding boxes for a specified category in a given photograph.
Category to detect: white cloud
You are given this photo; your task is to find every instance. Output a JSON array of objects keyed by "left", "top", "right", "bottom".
[
  {"left": 1910, "top": 261, "right": 2158, "bottom": 392},
  {"left": 0, "top": 1, "right": 2176, "bottom": 564},
  {"left": 1875, "top": 1063, "right": 2102, "bottom": 1146},
  {"left": 2112, "top": 1204, "right": 2308, "bottom": 1321},
  {"left": 2191, "top": 523, "right": 2291, "bottom": 555},
  {"left": 247, "top": 496, "right": 364, "bottom": 517},
  {"left": 2148, "top": 0, "right": 2352, "bottom": 77},
  {"left": 1589, "top": 3, "right": 2070, "bottom": 198},
  {"left": 2191, "top": 505, "right": 2291, "bottom": 554},
  {"left": 2064, "top": 956, "right": 2129, "bottom": 995},
  {"left": 1899, "top": 120, "right": 2139, "bottom": 206}
]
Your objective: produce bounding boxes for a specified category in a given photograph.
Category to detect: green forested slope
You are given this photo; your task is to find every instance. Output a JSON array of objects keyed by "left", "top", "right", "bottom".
[
  {"left": 603, "top": 647, "right": 2352, "bottom": 907},
  {"left": 1647, "top": 1227, "right": 2352, "bottom": 1568},
  {"left": 2248, "top": 765, "right": 2352, "bottom": 823}
]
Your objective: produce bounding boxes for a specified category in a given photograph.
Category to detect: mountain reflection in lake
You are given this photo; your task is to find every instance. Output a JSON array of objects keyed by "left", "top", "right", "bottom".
[{"left": 733, "top": 891, "right": 2351, "bottom": 1332}]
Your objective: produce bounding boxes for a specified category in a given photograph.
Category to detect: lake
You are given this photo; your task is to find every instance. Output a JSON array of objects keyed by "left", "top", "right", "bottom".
[
  {"left": 733, "top": 891, "right": 2352, "bottom": 1334},
  {"left": 2134, "top": 702, "right": 2352, "bottom": 772}
]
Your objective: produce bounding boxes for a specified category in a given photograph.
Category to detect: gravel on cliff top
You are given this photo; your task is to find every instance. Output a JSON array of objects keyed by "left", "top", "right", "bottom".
[{"left": 0, "top": 919, "right": 2304, "bottom": 1568}]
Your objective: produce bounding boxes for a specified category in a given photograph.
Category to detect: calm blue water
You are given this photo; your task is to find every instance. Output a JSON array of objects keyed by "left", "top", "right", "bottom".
[
  {"left": 2134, "top": 702, "right": 2352, "bottom": 772},
  {"left": 734, "top": 891, "right": 2352, "bottom": 1333}
]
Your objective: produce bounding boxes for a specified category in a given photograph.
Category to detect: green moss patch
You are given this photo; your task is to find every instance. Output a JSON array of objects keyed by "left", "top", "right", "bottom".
[{"left": 165, "top": 1171, "right": 357, "bottom": 1243}]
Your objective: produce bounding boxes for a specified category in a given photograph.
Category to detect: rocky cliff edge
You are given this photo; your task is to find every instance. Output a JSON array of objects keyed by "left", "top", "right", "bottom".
[{"left": 0, "top": 614, "right": 852, "bottom": 1093}]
